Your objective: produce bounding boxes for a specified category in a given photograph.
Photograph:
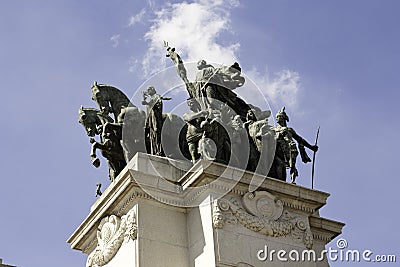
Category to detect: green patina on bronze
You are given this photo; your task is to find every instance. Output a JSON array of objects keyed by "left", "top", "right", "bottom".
[{"left": 78, "top": 44, "right": 319, "bottom": 186}]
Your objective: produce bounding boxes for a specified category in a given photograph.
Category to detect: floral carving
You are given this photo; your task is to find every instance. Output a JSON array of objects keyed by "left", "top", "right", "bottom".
[
  {"left": 212, "top": 199, "right": 224, "bottom": 228},
  {"left": 212, "top": 192, "right": 313, "bottom": 249},
  {"left": 243, "top": 191, "right": 283, "bottom": 220},
  {"left": 86, "top": 209, "right": 137, "bottom": 267}
]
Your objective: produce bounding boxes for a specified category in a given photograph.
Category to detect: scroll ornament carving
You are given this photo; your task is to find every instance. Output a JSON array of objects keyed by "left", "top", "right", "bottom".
[
  {"left": 86, "top": 209, "right": 138, "bottom": 267},
  {"left": 212, "top": 192, "right": 313, "bottom": 249}
]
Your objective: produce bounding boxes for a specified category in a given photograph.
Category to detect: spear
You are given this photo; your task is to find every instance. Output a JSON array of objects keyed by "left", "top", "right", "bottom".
[{"left": 311, "top": 126, "right": 320, "bottom": 189}]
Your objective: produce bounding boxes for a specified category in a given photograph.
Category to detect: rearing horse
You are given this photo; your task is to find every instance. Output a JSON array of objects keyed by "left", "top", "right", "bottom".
[
  {"left": 91, "top": 81, "right": 131, "bottom": 120},
  {"left": 90, "top": 82, "right": 190, "bottom": 160},
  {"left": 78, "top": 107, "right": 126, "bottom": 181}
]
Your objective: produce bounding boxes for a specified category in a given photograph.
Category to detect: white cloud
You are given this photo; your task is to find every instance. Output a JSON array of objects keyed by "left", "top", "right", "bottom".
[
  {"left": 142, "top": 0, "right": 240, "bottom": 77},
  {"left": 138, "top": 0, "right": 300, "bottom": 108},
  {"left": 110, "top": 34, "right": 120, "bottom": 48},
  {"left": 128, "top": 8, "right": 146, "bottom": 27},
  {"left": 147, "top": 0, "right": 156, "bottom": 10},
  {"left": 245, "top": 67, "right": 300, "bottom": 110},
  {"left": 128, "top": 57, "right": 139, "bottom": 73}
]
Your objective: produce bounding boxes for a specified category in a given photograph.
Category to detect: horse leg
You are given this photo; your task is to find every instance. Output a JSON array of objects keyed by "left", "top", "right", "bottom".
[
  {"left": 107, "top": 158, "right": 125, "bottom": 182},
  {"left": 90, "top": 142, "right": 101, "bottom": 168},
  {"left": 107, "top": 160, "right": 116, "bottom": 182}
]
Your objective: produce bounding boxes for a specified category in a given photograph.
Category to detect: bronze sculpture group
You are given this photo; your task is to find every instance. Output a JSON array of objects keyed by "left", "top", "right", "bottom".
[{"left": 78, "top": 43, "right": 318, "bottom": 187}]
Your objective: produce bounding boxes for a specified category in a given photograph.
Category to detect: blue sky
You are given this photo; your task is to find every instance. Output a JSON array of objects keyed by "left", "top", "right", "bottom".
[{"left": 0, "top": 1, "right": 399, "bottom": 266}]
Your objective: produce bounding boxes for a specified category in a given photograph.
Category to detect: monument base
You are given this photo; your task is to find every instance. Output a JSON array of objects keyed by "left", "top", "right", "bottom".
[{"left": 68, "top": 153, "right": 344, "bottom": 267}]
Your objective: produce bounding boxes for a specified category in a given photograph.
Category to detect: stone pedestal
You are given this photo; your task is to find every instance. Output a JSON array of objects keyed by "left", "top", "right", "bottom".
[{"left": 68, "top": 153, "right": 344, "bottom": 267}]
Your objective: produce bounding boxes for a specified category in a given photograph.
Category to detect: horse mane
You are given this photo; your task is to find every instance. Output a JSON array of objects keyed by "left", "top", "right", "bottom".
[{"left": 97, "top": 84, "right": 132, "bottom": 104}]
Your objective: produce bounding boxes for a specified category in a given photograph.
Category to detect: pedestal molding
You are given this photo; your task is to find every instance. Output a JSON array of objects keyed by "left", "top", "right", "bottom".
[
  {"left": 312, "top": 233, "right": 332, "bottom": 242},
  {"left": 116, "top": 189, "right": 153, "bottom": 217},
  {"left": 82, "top": 237, "right": 97, "bottom": 254},
  {"left": 68, "top": 153, "right": 345, "bottom": 267}
]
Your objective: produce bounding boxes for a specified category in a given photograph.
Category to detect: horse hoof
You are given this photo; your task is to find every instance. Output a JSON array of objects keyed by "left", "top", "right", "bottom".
[{"left": 92, "top": 158, "right": 100, "bottom": 168}]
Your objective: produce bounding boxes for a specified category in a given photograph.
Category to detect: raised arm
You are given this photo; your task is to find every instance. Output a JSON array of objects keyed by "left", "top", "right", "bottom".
[{"left": 290, "top": 128, "right": 318, "bottom": 152}]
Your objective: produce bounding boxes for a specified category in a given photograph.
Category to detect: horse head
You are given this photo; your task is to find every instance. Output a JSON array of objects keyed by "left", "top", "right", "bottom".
[
  {"left": 78, "top": 106, "right": 113, "bottom": 137},
  {"left": 91, "top": 81, "right": 112, "bottom": 115}
]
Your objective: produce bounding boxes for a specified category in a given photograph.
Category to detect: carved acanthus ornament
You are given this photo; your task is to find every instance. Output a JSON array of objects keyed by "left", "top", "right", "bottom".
[
  {"left": 86, "top": 209, "right": 137, "bottom": 267},
  {"left": 212, "top": 191, "right": 313, "bottom": 249}
]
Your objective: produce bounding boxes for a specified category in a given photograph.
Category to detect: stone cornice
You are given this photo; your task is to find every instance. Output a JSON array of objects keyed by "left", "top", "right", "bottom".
[
  {"left": 179, "top": 160, "right": 330, "bottom": 213},
  {"left": 68, "top": 164, "right": 133, "bottom": 251},
  {"left": 309, "top": 215, "right": 345, "bottom": 242},
  {"left": 68, "top": 153, "right": 343, "bottom": 252}
]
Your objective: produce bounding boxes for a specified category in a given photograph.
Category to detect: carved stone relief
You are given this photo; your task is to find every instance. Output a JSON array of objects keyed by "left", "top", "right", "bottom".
[
  {"left": 86, "top": 209, "right": 138, "bottom": 267},
  {"left": 212, "top": 191, "right": 313, "bottom": 249}
]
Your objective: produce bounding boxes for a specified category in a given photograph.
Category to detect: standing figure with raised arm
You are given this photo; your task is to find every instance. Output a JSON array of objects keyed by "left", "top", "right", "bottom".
[
  {"left": 273, "top": 107, "right": 318, "bottom": 184},
  {"left": 164, "top": 41, "right": 196, "bottom": 98},
  {"left": 142, "top": 86, "right": 171, "bottom": 156}
]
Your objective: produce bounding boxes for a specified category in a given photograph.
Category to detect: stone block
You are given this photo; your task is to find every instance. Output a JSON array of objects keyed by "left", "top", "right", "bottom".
[{"left": 68, "top": 153, "right": 344, "bottom": 267}]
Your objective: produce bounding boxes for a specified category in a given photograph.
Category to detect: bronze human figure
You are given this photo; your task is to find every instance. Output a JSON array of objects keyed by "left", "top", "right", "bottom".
[
  {"left": 79, "top": 44, "right": 322, "bottom": 188},
  {"left": 142, "top": 86, "right": 171, "bottom": 156},
  {"left": 272, "top": 107, "right": 318, "bottom": 184},
  {"left": 164, "top": 41, "right": 196, "bottom": 98},
  {"left": 183, "top": 98, "right": 208, "bottom": 163}
]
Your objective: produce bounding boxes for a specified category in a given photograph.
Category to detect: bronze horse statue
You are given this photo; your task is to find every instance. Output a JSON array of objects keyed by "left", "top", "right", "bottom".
[
  {"left": 90, "top": 82, "right": 189, "bottom": 161},
  {"left": 78, "top": 107, "right": 126, "bottom": 181},
  {"left": 91, "top": 81, "right": 131, "bottom": 120}
]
